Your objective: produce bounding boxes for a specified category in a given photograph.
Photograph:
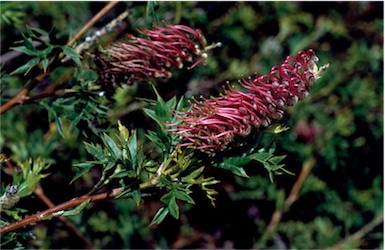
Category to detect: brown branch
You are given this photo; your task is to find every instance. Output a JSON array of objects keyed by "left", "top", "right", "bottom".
[
  {"left": 0, "top": 186, "right": 125, "bottom": 235},
  {"left": 0, "top": 1, "right": 119, "bottom": 115},
  {"left": 68, "top": 8, "right": 129, "bottom": 59},
  {"left": 33, "top": 185, "right": 95, "bottom": 249},
  {"left": 256, "top": 157, "right": 316, "bottom": 248},
  {"left": 281, "top": 157, "right": 316, "bottom": 210},
  {"left": 66, "top": 1, "right": 119, "bottom": 47},
  {"left": 327, "top": 214, "right": 384, "bottom": 250},
  {"left": 0, "top": 72, "right": 48, "bottom": 115},
  {"left": 22, "top": 89, "right": 76, "bottom": 104},
  {"left": 0, "top": 160, "right": 177, "bottom": 235},
  {"left": 2, "top": 161, "right": 94, "bottom": 248},
  {"left": 267, "top": 157, "right": 315, "bottom": 232}
]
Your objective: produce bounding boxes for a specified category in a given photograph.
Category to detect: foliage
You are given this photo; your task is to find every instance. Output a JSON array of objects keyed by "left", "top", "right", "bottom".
[{"left": 0, "top": 1, "right": 383, "bottom": 249}]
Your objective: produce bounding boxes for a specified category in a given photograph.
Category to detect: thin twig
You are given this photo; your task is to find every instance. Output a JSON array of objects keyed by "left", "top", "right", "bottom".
[
  {"left": 23, "top": 89, "right": 77, "bottom": 103},
  {"left": 327, "top": 214, "right": 384, "bottom": 250},
  {"left": 33, "top": 185, "right": 95, "bottom": 249},
  {"left": 66, "top": 1, "right": 119, "bottom": 47},
  {"left": 0, "top": 72, "right": 48, "bottom": 115},
  {"left": 64, "top": 8, "right": 129, "bottom": 62},
  {"left": 2, "top": 161, "right": 94, "bottom": 248},
  {"left": 0, "top": 159, "right": 178, "bottom": 235},
  {"left": 256, "top": 157, "right": 316, "bottom": 248},
  {"left": 0, "top": 187, "right": 125, "bottom": 235},
  {"left": 0, "top": 1, "right": 119, "bottom": 115}
]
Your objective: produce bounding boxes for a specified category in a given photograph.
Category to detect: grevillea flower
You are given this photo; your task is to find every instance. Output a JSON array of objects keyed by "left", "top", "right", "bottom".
[
  {"left": 168, "top": 49, "right": 329, "bottom": 154},
  {"left": 97, "top": 23, "right": 212, "bottom": 92}
]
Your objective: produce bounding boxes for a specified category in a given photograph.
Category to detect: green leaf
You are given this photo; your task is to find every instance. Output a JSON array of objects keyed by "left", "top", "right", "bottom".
[
  {"left": 28, "top": 26, "right": 50, "bottom": 37},
  {"left": 84, "top": 142, "right": 108, "bottom": 163},
  {"left": 106, "top": 161, "right": 116, "bottom": 171},
  {"left": 171, "top": 97, "right": 186, "bottom": 123},
  {"left": 145, "top": 130, "right": 167, "bottom": 152},
  {"left": 62, "top": 46, "right": 81, "bottom": 66},
  {"left": 249, "top": 151, "right": 272, "bottom": 162},
  {"left": 168, "top": 195, "right": 179, "bottom": 219},
  {"left": 14, "top": 158, "right": 51, "bottom": 198},
  {"left": 102, "top": 133, "right": 122, "bottom": 161},
  {"left": 41, "top": 58, "right": 49, "bottom": 72},
  {"left": 144, "top": 160, "right": 158, "bottom": 168},
  {"left": 54, "top": 115, "right": 64, "bottom": 137},
  {"left": 181, "top": 166, "right": 205, "bottom": 182},
  {"left": 71, "top": 162, "right": 95, "bottom": 184},
  {"left": 61, "top": 199, "right": 90, "bottom": 217},
  {"left": 269, "top": 155, "right": 286, "bottom": 165},
  {"left": 263, "top": 162, "right": 272, "bottom": 171},
  {"left": 43, "top": 103, "right": 65, "bottom": 137},
  {"left": 37, "top": 46, "right": 53, "bottom": 59},
  {"left": 10, "top": 57, "right": 40, "bottom": 75},
  {"left": 161, "top": 191, "right": 172, "bottom": 204},
  {"left": 271, "top": 164, "right": 286, "bottom": 171},
  {"left": 22, "top": 35, "right": 35, "bottom": 51},
  {"left": 175, "top": 96, "right": 185, "bottom": 112},
  {"left": 48, "top": 26, "right": 60, "bottom": 44},
  {"left": 174, "top": 190, "right": 195, "bottom": 204},
  {"left": 155, "top": 99, "right": 170, "bottom": 123},
  {"left": 153, "top": 84, "right": 172, "bottom": 123},
  {"left": 68, "top": 111, "right": 84, "bottom": 132},
  {"left": 158, "top": 175, "right": 174, "bottom": 187},
  {"left": 111, "top": 169, "right": 129, "bottom": 179},
  {"left": 219, "top": 162, "right": 249, "bottom": 177},
  {"left": 76, "top": 68, "right": 99, "bottom": 83},
  {"left": 118, "top": 120, "right": 129, "bottom": 141},
  {"left": 165, "top": 96, "right": 177, "bottom": 111},
  {"left": 127, "top": 131, "right": 137, "bottom": 170},
  {"left": 223, "top": 156, "right": 252, "bottom": 168},
  {"left": 200, "top": 178, "right": 220, "bottom": 207},
  {"left": 1, "top": 209, "right": 23, "bottom": 221},
  {"left": 12, "top": 45, "right": 37, "bottom": 56},
  {"left": 146, "top": 1, "right": 160, "bottom": 25},
  {"left": 281, "top": 167, "right": 295, "bottom": 176},
  {"left": 151, "top": 206, "right": 169, "bottom": 225},
  {"left": 143, "top": 108, "right": 163, "bottom": 126},
  {"left": 131, "top": 189, "right": 141, "bottom": 206}
]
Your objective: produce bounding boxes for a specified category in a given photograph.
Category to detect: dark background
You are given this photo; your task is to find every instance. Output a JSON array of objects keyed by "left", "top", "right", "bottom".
[{"left": 1, "top": 2, "right": 383, "bottom": 249}]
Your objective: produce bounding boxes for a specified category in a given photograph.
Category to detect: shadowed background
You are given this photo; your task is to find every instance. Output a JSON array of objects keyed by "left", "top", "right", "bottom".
[{"left": 0, "top": 2, "right": 383, "bottom": 249}]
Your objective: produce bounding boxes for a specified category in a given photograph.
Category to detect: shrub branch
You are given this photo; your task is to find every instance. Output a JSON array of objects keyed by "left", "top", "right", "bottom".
[
  {"left": 0, "top": 150, "right": 179, "bottom": 235},
  {"left": 0, "top": 1, "right": 119, "bottom": 115},
  {"left": 256, "top": 157, "right": 316, "bottom": 247}
]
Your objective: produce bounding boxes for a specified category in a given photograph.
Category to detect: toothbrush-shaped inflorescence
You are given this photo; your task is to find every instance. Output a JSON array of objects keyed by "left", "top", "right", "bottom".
[
  {"left": 168, "top": 49, "right": 329, "bottom": 155},
  {"left": 97, "top": 23, "right": 211, "bottom": 92}
]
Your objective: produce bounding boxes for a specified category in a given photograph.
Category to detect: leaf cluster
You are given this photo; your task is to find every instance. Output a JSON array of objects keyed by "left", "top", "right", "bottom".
[
  {"left": 0, "top": 2, "right": 382, "bottom": 249},
  {"left": 11, "top": 27, "right": 81, "bottom": 75},
  {"left": 73, "top": 122, "right": 144, "bottom": 197},
  {"left": 1, "top": 158, "right": 50, "bottom": 223}
]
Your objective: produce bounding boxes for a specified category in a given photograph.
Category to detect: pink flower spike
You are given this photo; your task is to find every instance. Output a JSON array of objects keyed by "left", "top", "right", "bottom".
[
  {"left": 168, "top": 49, "right": 328, "bottom": 155},
  {"left": 96, "top": 23, "right": 212, "bottom": 92}
]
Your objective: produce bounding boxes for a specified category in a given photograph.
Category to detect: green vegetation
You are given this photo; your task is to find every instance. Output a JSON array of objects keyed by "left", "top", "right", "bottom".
[{"left": 1, "top": 2, "right": 383, "bottom": 249}]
